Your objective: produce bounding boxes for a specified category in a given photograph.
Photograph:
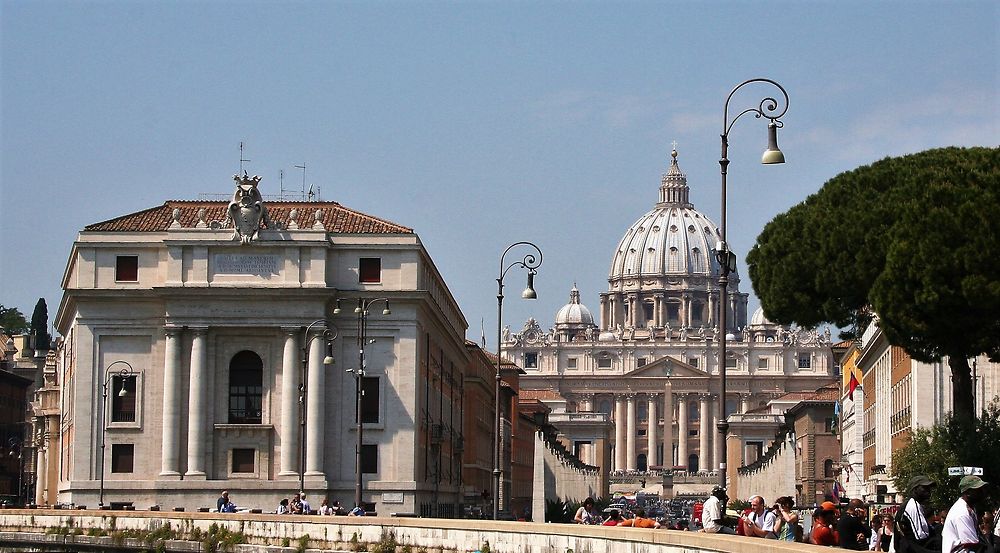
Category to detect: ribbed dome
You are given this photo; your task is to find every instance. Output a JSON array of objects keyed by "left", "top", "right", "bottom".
[
  {"left": 555, "top": 285, "right": 595, "bottom": 326},
  {"left": 608, "top": 149, "right": 724, "bottom": 282},
  {"left": 749, "top": 306, "right": 776, "bottom": 327}
]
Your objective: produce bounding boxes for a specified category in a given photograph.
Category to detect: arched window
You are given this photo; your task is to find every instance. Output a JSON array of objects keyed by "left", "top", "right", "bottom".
[
  {"left": 229, "top": 350, "right": 263, "bottom": 424},
  {"left": 824, "top": 459, "right": 835, "bottom": 478}
]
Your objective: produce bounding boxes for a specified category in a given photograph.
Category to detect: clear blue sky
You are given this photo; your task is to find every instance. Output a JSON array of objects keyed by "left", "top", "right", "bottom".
[{"left": 2, "top": 1, "right": 997, "bottom": 346}]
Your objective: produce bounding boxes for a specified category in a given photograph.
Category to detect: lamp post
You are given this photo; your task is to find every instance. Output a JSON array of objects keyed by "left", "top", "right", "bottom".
[
  {"left": 716, "top": 78, "right": 788, "bottom": 489},
  {"left": 493, "top": 242, "right": 542, "bottom": 520},
  {"left": 298, "top": 320, "right": 338, "bottom": 496},
  {"left": 99, "top": 360, "right": 136, "bottom": 509},
  {"left": 340, "top": 298, "right": 390, "bottom": 512}
]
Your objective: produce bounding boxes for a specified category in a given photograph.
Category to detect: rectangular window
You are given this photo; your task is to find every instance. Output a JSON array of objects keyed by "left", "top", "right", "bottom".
[
  {"left": 111, "top": 375, "right": 137, "bottom": 423},
  {"left": 360, "top": 376, "right": 380, "bottom": 424},
  {"left": 798, "top": 353, "right": 811, "bottom": 369},
  {"left": 361, "top": 444, "right": 378, "bottom": 474},
  {"left": 232, "top": 448, "right": 255, "bottom": 473},
  {"left": 111, "top": 444, "right": 134, "bottom": 473},
  {"left": 597, "top": 357, "right": 612, "bottom": 369},
  {"left": 637, "top": 357, "right": 647, "bottom": 367},
  {"left": 757, "top": 357, "right": 769, "bottom": 369},
  {"left": 115, "top": 255, "right": 138, "bottom": 282},
  {"left": 229, "top": 368, "right": 263, "bottom": 424},
  {"left": 359, "top": 257, "right": 382, "bottom": 283},
  {"left": 824, "top": 418, "right": 836, "bottom": 433},
  {"left": 524, "top": 352, "right": 538, "bottom": 369},
  {"left": 642, "top": 303, "right": 654, "bottom": 326},
  {"left": 688, "top": 358, "right": 699, "bottom": 368},
  {"left": 566, "top": 357, "right": 578, "bottom": 369},
  {"left": 725, "top": 354, "right": 737, "bottom": 368}
]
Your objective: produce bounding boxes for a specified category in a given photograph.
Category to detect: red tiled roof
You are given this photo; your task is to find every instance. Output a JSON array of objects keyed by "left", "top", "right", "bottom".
[
  {"left": 84, "top": 200, "right": 413, "bottom": 234},
  {"left": 519, "top": 389, "right": 564, "bottom": 401}
]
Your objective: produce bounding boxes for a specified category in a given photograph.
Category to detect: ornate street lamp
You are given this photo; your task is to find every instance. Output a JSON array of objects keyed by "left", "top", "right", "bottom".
[
  {"left": 99, "top": 360, "right": 136, "bottom": 509},
  {"left": 717, "top": 78, "right": 788, "bottom": 489},
  {"left": 493, "top": 241, "right": 542, "bottom": 520},
  {"left": 338, "top": 297, "right": 390, "bottom": 513},
  {"left": 298, "top": 320, "right": 338, "bottom": 496}
]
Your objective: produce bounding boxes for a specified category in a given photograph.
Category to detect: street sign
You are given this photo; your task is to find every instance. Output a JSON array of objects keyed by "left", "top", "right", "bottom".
[{"left": 947, "top": 466, "right": 984, "bottom": 476}]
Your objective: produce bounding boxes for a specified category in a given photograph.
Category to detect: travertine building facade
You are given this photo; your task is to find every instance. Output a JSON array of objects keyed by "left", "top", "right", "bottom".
[
  {"left": 504, "top": 150, "right": 837, "bottom": 487},
  {"left": 53, "top": 175, "right": 471, "bottom": 514}
]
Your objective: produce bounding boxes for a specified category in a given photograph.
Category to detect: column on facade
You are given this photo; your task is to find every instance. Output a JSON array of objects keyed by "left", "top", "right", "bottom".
[
  {"left": 741, "top": 393, "right": 752, "bottom": 414},
  {"left": 305, "top": 333, "right": 325, "bottom": 476},
  {"left": 677, "top": 395, "right": 688, "bottom": 469},
  {"left": 698, "top": 394, "right": 710, "bottom": 472},
  {"left": 707, "top": 293, "right": 715, "bottom": 328},
  {"left": 646, "top": 394, "right": 657, "bottom": 468},
  {"left": 614, "top": 395, "right": 626, "bottom": 471},
  {"left": 599, "top": 296, "right": 608, "bottom": 330},
  {"left": 185, "top": 327, "right": 208, "bottom": 477},
  {"left": 35, "top": 448, "right": 46, "bottom": 505},
  {"left": 712, "top": 396, "right": 721, "bottom": 471},
  {"left": 279, "top": 328, "right": 299, "bottom": 476},
  {"left": 663, "top": 383, "right": 674, "bottom": 467},
  {"left": 160, "top": 326, "right": 182, "bottom": 477},
  {"left": 626, "top": 394, "right": 637, "bottom": 469},
  {"left": 683, "top": 294, "right": 691, "bottom": 327}
]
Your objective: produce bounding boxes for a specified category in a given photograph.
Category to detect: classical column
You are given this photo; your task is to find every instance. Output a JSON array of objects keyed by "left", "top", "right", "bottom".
[
  {"left": 663, "top": 383, "right": 674, "bottom": 467},
  {"left": 698, "top": 394, "right": 711, "bottom": 472},
  {"left": 35, "top": 448, "right": 46, "bottom": 505},
  {"left": 160, "top": 326, "right": 182, "bottom": 477},
  {"left": 279, "top": 328, "right": 299, "bottom": 476},
  {"left": 677, "top": 395, "right": 688, "bottom": 469},
  {"left": 614, "top": 396, "right": 626, "bottom": 471},
  {"left": 185, "top": 327, "right": 208, "bottom": 477},
  {"left": 712, "top": 397, "right": 721, "bottom": 471},
  {"left": 646, "top": 395, "right": 657, "bottom": 468},
  {"left": 305, "top": 334, "right": 325, "bottom": 476},
  {"left": 626, "top": 394, "right": 637, "bottom": 470}
]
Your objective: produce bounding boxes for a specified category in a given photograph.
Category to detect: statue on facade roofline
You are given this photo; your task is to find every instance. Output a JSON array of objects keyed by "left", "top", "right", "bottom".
[{"left": 228, "top": 172, "right": 272, "bottom": 244}]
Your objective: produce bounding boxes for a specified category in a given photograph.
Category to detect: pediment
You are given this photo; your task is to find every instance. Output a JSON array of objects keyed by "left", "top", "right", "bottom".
[{"left": 625, "top": 355, "right": 707, "bottom": 378}]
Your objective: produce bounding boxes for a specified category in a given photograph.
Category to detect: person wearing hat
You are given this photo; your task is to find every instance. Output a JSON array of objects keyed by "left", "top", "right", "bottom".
[
  {"left": 701, "top": 486, "right": 736, "bottom": 534},
  {"left": 810, "top": 501, "right": 840, "bottom": 546},
  {"left": 893, "top": 474, "right": 937, "bottom": 553},
  {"left": 942, "top": 475, "right": 990, "bottom": 553}
]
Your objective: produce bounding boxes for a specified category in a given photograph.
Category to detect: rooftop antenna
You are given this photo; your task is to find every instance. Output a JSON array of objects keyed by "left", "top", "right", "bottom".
[
  {"left": 307, "top": 184, "right": 315, "bottom": 202},
  {"left": 239, "top": 142, "right": 251, "bottom": 174},
  {"left": 294, "top": 163, "right": 306, "bottom": 198},
  {"left": 279, "top": 169, "right": 285, "bottom": 199}
]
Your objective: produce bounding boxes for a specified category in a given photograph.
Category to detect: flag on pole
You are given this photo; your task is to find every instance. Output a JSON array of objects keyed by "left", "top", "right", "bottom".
[
  {"left": 848, "top": 372, "right": 860, "bottom": 401},
  {"left": 832, "top": 480, "right": 843, "bottom": 504}
]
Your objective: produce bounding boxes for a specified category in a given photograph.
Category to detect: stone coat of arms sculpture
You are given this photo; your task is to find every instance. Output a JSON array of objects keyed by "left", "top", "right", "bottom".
[{"left": 228, "top": 173, "right": 272, "bottom": 244}]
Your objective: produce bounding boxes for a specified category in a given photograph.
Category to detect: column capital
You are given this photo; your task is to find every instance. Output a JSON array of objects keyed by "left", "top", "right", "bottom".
[
  {"left": 188, "top": 326, "right": 208, "bottom": 335},
  {"left": 281, "top": 326, "right": 301, "bottom": 335},
  {"left": 164, "top": 326, "right": 183, "bottom": 337}
]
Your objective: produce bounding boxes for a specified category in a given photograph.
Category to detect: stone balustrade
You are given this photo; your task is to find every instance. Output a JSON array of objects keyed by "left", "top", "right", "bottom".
[{"left": 0, "top": 509, "right": 835, "bottom": 552}]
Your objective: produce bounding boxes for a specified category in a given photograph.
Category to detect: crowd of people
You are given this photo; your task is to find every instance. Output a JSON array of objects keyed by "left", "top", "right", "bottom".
[
  {"left": 573, "top": 497, "right": 662, "bottom": 528},
  {"left": 697, "top": 474, "right": 999, "bottom": 551},
  {"left": 216, "top": 491, "right": 366, "bottom": 516}
]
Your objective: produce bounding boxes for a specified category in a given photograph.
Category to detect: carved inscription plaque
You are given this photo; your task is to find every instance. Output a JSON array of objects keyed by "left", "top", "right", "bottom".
[{"left": 215, "top": 254, "right": 279, "bottom": 275}]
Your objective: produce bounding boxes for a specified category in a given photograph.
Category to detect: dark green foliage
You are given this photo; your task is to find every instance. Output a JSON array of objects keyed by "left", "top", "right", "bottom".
[
  {"left": 0, "top": 304, "right": 29, "bottom": 334},
  {"left": 891, "top": 401, "right": 1000, "bottom": 512},
  {"left": 747, "top": 147, "right": 1000, "bottom": 426},
  {"left": 29, "top": 298, "right": 51, "bottom": 350},
  {"left": 545, "top": 498, "right": 572, "bottom": 523}
]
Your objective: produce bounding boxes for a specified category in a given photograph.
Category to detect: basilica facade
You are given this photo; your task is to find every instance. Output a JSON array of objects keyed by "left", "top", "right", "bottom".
[{"left": 503, "top": 150, "right": 837, "bottom": 482}]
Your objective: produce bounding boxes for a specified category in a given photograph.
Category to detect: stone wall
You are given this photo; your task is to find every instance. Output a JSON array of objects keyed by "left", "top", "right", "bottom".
[
  {"left": 0, "top": 509, "right": 836, "bottom": 553},
  {"left": 734, "top": 430, "right": 796, "bottom": 503},
  {"left": 532, "top": 426, "right": 602, "bottom": 520}
]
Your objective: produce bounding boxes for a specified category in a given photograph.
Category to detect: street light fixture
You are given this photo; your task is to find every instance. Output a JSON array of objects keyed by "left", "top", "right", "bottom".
[
  {"left": 298, "top": 320, "right": 338, "bottom": 496},
  {"left": 493, "top": 241, "right": 542, "bottom": 520},
  {"left": 716, "top": 78, "right": 788, "bottom": 489},
  {"left": 99, "top": 360, "right": 136, "bottom": 509},
  {"left": 337, "top": 297, "right": 390, "bottom": 513}
]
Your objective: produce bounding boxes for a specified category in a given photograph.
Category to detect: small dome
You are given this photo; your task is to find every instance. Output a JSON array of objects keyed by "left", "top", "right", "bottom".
[
  {"left": 555, "top": 285, "right": 595, "bottom": 327},
  {"left": 749, "top": 306, "right": 776, "bottom": 327}
]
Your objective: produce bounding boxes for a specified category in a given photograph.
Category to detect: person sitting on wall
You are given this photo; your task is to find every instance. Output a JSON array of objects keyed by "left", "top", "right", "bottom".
[
  {"left": 348, "top": 504, "right": 366, "bottom": 516},
  {"left": 810, "top": 502, "right": 841, "bottom": 546},
  {"left": 700, "top": 486, "right": 737, "bottom": 535},
  {"left": 772, "top": 496, "right": 800, "bottom": 542},
  {"left": 602, "top": 509, "right": 624, "bottom": 526},
  {"left": 741, "top": 495, "right": 777, "bottom": 538},
  {"left": 574, "top": 497, "right": 601, "bottom": 525},
  {"left": 619, "top": 508, "right": 661, "bottom": 528}
]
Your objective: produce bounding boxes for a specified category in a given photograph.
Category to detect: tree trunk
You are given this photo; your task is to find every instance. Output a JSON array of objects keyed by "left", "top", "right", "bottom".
[{"left": 949, "top": 355, "right": 975, "bottom": 428}]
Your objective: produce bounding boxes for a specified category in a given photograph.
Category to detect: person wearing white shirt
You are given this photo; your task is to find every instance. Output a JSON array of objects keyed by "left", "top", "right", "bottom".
[
  {"left": 742, "top": 495, "right": 777, "bottom": 538},
  {"left": 701, "top": 487, "right": 736, "bottom": 534},
  {"left": 941, "top": 476, "right": 989, "bottom": 553}
]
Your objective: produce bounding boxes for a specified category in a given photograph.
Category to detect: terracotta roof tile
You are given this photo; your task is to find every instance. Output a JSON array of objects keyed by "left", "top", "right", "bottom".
[
  {"left": 519, "top": 389, "right": 564, "bottom": 401},
  {"left": 84, "top": 201, "right": 413, "bottom": 234}
]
